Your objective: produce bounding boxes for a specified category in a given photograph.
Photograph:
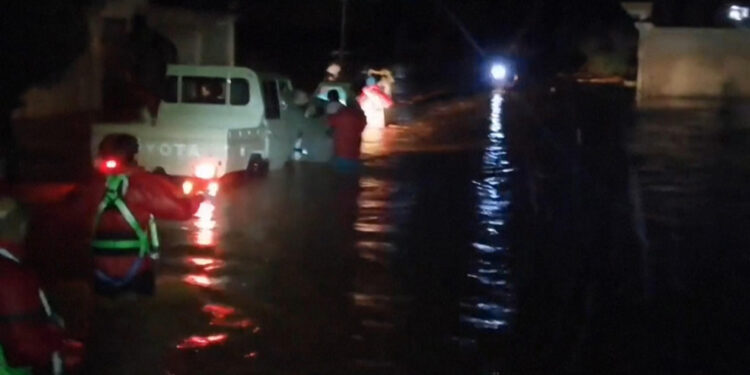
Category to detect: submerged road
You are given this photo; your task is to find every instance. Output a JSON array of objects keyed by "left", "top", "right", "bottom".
[{"left": 41, "top": 88, "right": 750, "bottom": 374}]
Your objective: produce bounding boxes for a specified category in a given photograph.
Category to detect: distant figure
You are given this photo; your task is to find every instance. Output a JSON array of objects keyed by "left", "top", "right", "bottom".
[
  {"left": 325, "top": 90, "right": 345, "bottom": 115},
  {"left": 326, "top": 91, "right": 367, "bottom": 173},
  {"left": 357, "top": 71, "right": 393, "bottom": 128},
  {"left": 89, "top": 134, "right": 202, "bottom": 297},
  {"left": 368, "top": 68, "right": 395, "bottom": 97},
  {"left": 0, "top": 197, "right": 83, "bottom": 374},
  {"left": 325, "top": 62, "right": 342, "bottom": 82}
]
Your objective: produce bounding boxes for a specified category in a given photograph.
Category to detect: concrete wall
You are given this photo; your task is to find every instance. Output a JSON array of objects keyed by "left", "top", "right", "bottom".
[
  {"left": 13, "top": 0, "right": 234, "bottom": 120},
  {"left": 637, "top": 25, "right": 750, "bottom": 102},
  {"left": 148, "top": 6, "right": 235, "bottom": 66}
]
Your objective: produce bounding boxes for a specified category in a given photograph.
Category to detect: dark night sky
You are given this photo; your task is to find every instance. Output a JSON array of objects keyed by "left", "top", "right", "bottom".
[
  {"left": 152, "top": 0, "right": 641, "bottom": 86},
  {"left": 2, "top": 0, "right": 742, "bottom": 99}
]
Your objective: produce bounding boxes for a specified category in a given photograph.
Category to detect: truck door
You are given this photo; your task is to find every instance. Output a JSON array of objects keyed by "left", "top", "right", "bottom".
[
  {"left": 226, "top": 76, "right": 267, "bottom": 173},
  {"left": 261, "top": 80, "right": 295, "bottom": 169}
]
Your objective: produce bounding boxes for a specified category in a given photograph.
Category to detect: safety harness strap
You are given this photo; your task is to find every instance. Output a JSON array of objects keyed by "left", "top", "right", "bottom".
[
  {"left": 93, "top": 175, "right": 153, "bottom": 257},
  {"left": 94, "top": 257, "right": 145, "bottom": 288},
  {"left": 149, "top": 215, "right": 160, "bottom": 251},
  {"left": 0, "top": 249, "right": 58, "bottom": 325},
  {"left": 0, "top": 342, "right": 33, "bottom": 375},
  {"left": 91, "top": 240, "right": 143, "bottom": 250}
]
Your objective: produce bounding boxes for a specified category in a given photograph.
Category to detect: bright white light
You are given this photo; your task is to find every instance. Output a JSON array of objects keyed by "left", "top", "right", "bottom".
[
  {"left": 729, "top": 5, "right": 749, "bottom": 21},
  {"left": 196, "top": 229, "right": 215, "bottom": 246},
  {"left": 491, "top": 64, "right": 507, "bottom": 80},
  {"left": 105, "top": 159, "right": 118, "bottom": 169},
  {"left": 182, "top": 180, "right": 194, "bottom": 195},
  {"left": 208, "top": 182, "right": 219, "bottom": 197},
  {"left": 194, "top": 163, "right": 217, "bottom": 180},
  {"left": 195, "top": 201, "right": 215, "bottom": 220}
]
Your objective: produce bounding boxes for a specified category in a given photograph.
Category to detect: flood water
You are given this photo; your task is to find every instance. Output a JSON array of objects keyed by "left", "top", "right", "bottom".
[{"left": 46, "top": 89, "right": 750, "bottom": 374}]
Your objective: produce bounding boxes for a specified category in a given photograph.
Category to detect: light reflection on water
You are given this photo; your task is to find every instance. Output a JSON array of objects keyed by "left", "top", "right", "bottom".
[
  {"left": 460, "top": 92, "right": 515, "bottom": 332},
  {"left": 193, "top": 201, "right": 217, "bottom": 247},
  {"left": 349, "top": 173, "right": 416, "bottom": 370}
]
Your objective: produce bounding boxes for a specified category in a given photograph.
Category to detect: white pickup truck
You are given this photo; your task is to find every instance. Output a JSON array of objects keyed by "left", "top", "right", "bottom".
[{"left": 92, "top": 65, "right": 333, "bottom": 193}]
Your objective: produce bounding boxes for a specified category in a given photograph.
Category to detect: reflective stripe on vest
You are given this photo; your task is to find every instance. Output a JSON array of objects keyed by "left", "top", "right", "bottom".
[
  {"left": 92, "top": 175, "right": 158, "bottom": 257},
  {"left": 0, "top": 248, "right": 19, "bottom": 264},
  {"left": 0, "top": 249, "right": 55, "bottom": 325},
  {"left": 0, "top": 250, "right": 46, "bottom": 375}
]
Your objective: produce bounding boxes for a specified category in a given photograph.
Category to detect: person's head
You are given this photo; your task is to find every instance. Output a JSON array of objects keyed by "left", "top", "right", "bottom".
[
  {"left": 326, "top": 63, "right": 341, "bottom": 81},
  {"left": 0, "top": 197, "right": 29, "bottom": 258},
  {"left": 325, "top": 90, "right": 344, "bottom": 114},
  {"left": 98, "top": 134, "right": 139, "bottom": 165},
  {"left": 327, "top": 89, "right": 341, "bottom": 103},
  {"left": 200, "top": 84, "right": 211, "bottom": 97}
]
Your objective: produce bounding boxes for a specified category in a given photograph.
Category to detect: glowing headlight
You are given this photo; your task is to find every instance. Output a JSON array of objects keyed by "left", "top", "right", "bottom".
[
  {"left": 182, "top": 181, "right": 194, "bottom": 195},
  {"left": 491, "top": 64, "right": 508, "bottom": 81},
  {"left": 194, "top": 163, "right": 217, "bottom": 180},
  {"left": 729, "top": 5, "right": 749, "bottom": 21},
  {"left": 105, "top": 159, "right": 118, "bottom": 169}
]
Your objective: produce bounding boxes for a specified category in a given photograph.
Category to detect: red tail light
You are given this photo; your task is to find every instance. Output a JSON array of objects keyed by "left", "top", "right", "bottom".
[
  {"left": 105, "top": 159, "right": 118, "bottom": 169},
  {"left": 99, "top": 159, "right": 120, "bottom": 174}
]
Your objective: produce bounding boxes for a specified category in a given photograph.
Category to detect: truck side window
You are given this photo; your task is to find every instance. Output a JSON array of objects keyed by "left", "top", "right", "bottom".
[
  {"left": 164, "top": 76, "right": 178, "bottom": 103},
  {"left": 182, "top": 77, "right": 226, "bottom": 104},
  {"left": 230, "top": 78, "right": 250, "bottom": 105},
  {"left": 261, "top": 80, "right": 280, "bottom": 119}
]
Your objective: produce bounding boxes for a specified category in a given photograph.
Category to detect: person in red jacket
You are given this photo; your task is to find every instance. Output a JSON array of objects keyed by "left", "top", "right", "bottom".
[
  {"left": 0, "top": 197, "right": 84, "bottom": 374},
  {"left": 89, "top": 134, "right": 202, "bottom": 296},
  {"left": 326, "top": 90, "right": 367, "bottom": 173},
  {"left": 357, "top": 73, "right": 393, "bottom": 129}
]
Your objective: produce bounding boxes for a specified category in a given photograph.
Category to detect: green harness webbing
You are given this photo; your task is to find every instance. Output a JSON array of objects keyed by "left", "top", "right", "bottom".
[
  {"left": 91, "top": 175, "right": 159, "bottom": 257},
  {"left": 0, "top": 346, "right": 31, "bottom": 375}
]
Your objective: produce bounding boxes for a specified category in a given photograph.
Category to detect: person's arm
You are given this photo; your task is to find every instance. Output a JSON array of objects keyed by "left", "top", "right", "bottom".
[
  {"left": 136, "top": 173, "right": 202, "bottom": 221},
  {"left": 0, "top": 270, "right": 65, "bottom": 370},
  {"left": 368, "top": 69, "right": 394, "bottom": 83}
]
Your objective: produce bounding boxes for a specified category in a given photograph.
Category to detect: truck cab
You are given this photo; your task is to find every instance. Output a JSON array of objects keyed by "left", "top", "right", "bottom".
[{"left": 92, "top": 65, "right": 330, "bottom": 192}]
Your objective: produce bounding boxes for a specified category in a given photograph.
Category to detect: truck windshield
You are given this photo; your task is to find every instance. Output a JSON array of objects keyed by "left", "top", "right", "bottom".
[{"left": 183, "top": 77, "right": 227, "bottom": 104}]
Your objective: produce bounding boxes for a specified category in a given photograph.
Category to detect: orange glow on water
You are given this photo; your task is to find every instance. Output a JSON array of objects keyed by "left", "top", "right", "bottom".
[
  {"left": 210, "top": 318, "right": 254, "bottom": 329},
  {"left": 192, "top": 200, "right": 217, "bottom": 246},
  {"left": 202, "top": 304, "right": 236, "bottom": 319},
  {"left": 188, "top": 257, "right": 216, "bottom": 266},
  {"left": 195, "top": 229, "right": 215, "bottom": 246},
  {"left": 195, "top": 201, "right": 215, "bottom": 220},
  {"left": 176, "top": 333, "right": 228, "bottom": 350},
  {"left": 183, "top": 274, "right": 214, "bottom": 288}
]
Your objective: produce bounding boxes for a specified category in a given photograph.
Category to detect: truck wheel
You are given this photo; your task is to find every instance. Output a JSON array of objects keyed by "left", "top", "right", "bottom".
[{"left": 153, "top": 166, "right": 167, "bottom": 175}]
